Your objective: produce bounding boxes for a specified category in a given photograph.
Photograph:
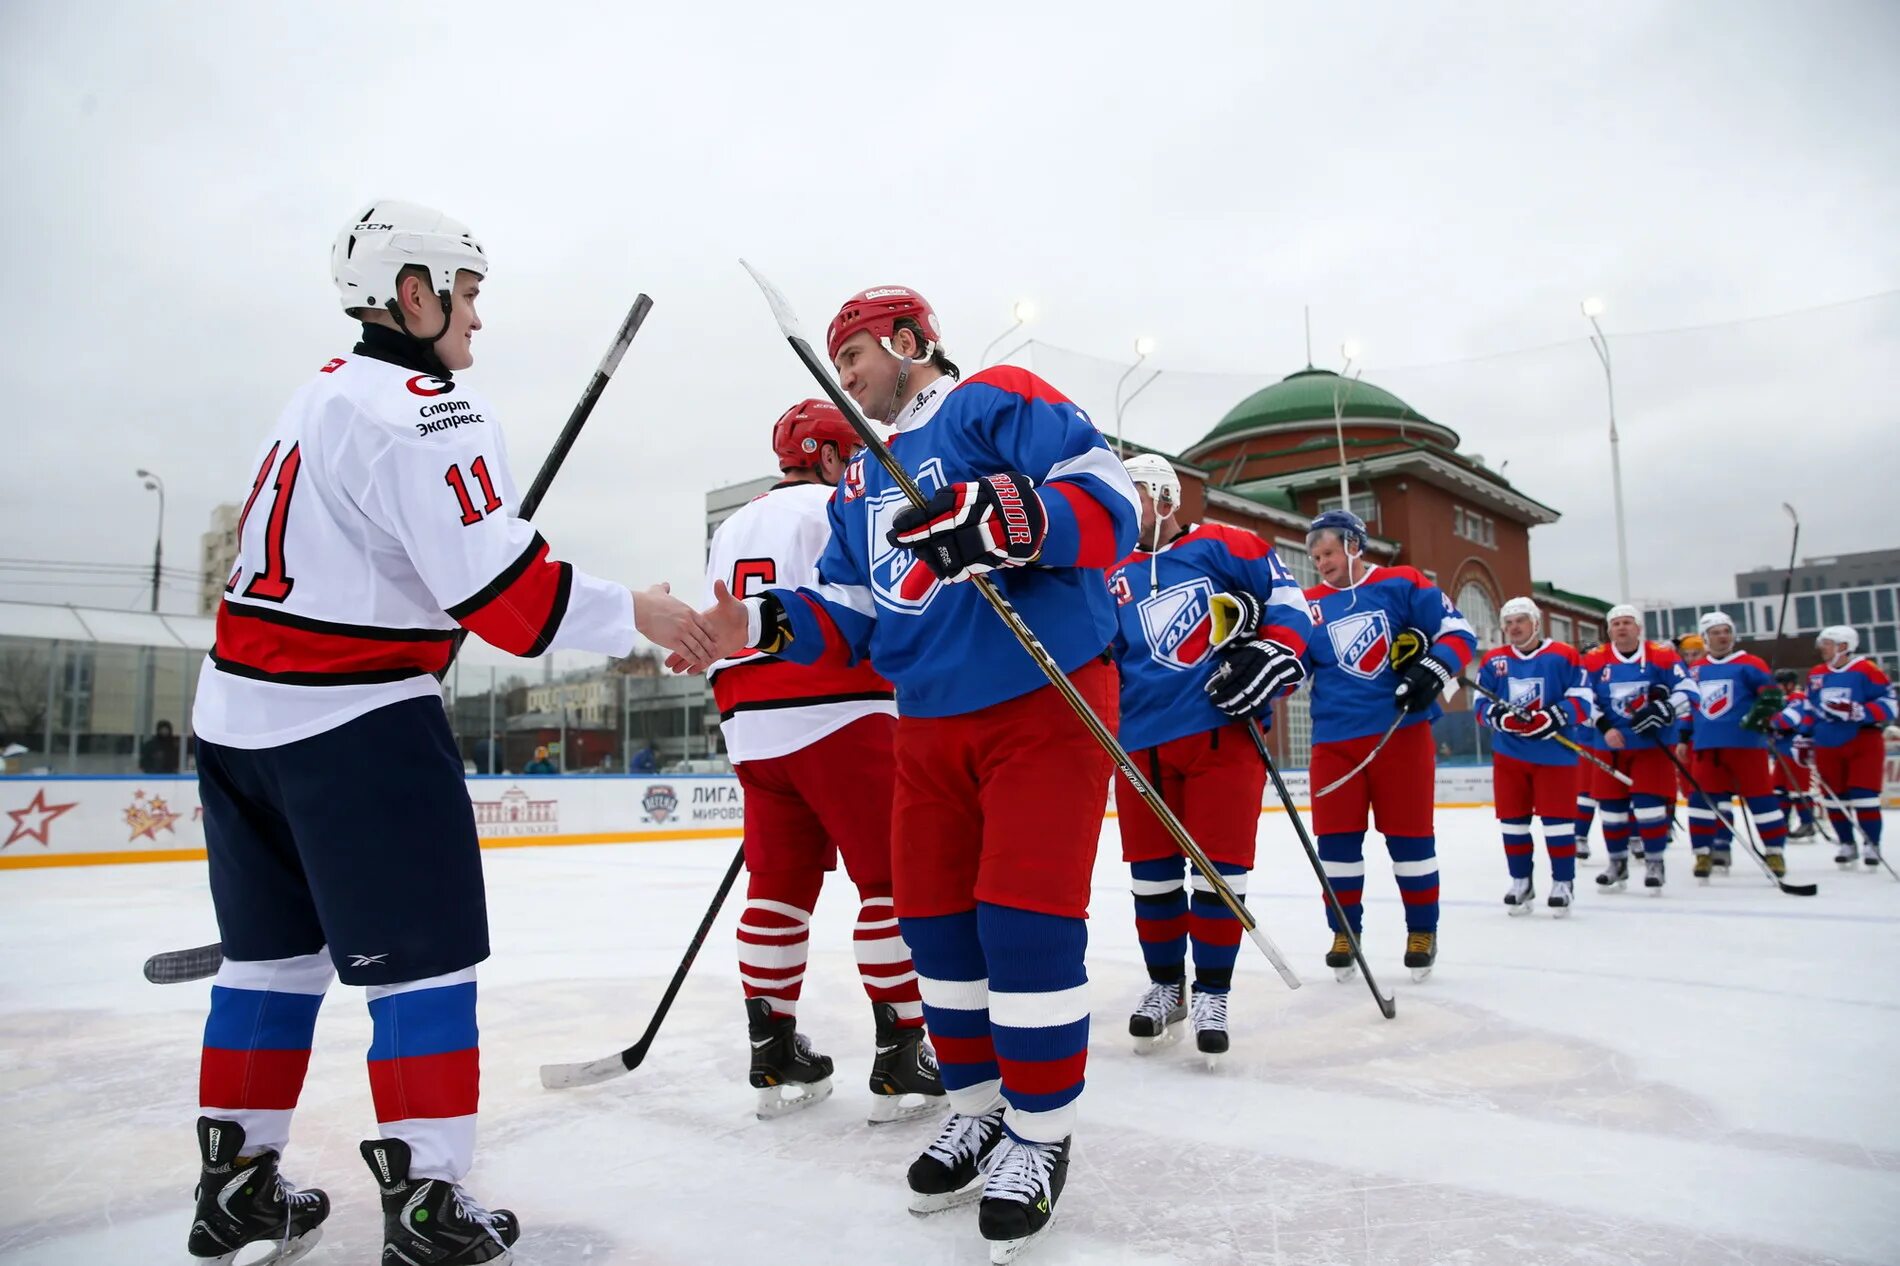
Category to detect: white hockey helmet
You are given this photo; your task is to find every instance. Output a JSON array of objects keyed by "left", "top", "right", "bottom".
[
  {"left": 1606, "top": 603, "right": 1641, "bottom": 626},
  {"left": 331, "top": 199, "right": 488, "bottom": 317},
  {"left": 1817, "top": 624, "right": 1858, "bottom": 654},
  {"left": 1698, "top": 610, "right": 1735, "bottom": 635},
  {"left": 1123, "top": 453, "right": 1181, "bottom": 511},
  {"left": 1500, "top": 595, "right": 1541, "bottom": 626}
]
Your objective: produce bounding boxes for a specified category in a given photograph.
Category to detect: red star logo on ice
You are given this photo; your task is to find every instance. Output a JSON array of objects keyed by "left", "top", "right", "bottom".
[
  {"left": 123, "top": 790, "right": 182, "bottom": 842},
  {"left": 4, "top": 789, "right": 78, "bottom": 849}
]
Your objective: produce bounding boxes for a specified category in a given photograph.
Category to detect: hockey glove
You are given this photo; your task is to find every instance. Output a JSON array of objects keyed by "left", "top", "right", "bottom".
[
  {"left": 1740, "top": 688, "right": 1785, "bottom": 734},
  {"left": 1496, "top": 704, "right": 1567, "bottom": 740},
  {"left": 1204, "top": 639, "right": 1306, "bottom": 717},
  {"left": 1630, "top": 695, "right": 1676, "bottom": 735},
  {"left": 1793, "top": 734, "right": 1814, "bottom": 763},
  {"left": 1208, "top": 591, "right": 1264, "bottom": 652},
  {"left": 1820, "top": 696, "right": 1867, "bottom": 724},
  {"left": 744, "top": 593, "right": 794, "bottom": 655},
  {"left": 1394, "top": 653, "right": 1453, "bottom": 714},
  {"left": 887, "top": 472, "right": 1046, "bottom": 584}
]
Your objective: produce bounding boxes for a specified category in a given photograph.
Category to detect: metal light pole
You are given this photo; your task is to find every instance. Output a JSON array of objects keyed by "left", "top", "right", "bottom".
[
  {"left": 979, "top": 299, "right": 1036, "bottom": 367},
  {"left": 1581, "top": 299, "right": 1630, "bottom": 602},
  {"left": 137, "top": 469, "right": 165, "bottom": 612},
  {"left": 1114, "top": 336, "right": 1158, "bottom": 452},
  {"left": 1332, "top": 342, "right": 1363, "bottom": 508}
]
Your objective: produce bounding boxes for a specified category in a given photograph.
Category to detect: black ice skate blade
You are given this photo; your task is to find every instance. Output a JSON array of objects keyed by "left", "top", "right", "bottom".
[
  {"left": 987, "top": 1207, "right": 1059, "bottom": 1263},
  {"left": 867, "top": 1093, "right": 945, "bottom": 1127},
  {"left": 197, "top": 1225, "right": 323, "bottom": 1266},
  {"left": 755, "top": 1078, "right": 833, "bottom": 1120},
  {"left": 908, "top": 1182, "right": 984, "bottom": 1217}
]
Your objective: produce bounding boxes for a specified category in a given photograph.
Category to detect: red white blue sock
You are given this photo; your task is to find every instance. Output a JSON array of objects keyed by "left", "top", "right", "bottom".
[
  {"left": 1129, "top": 857, "right": 1187, "bottom": 984},
  {"left": 1318, "top": 831, "right": 1367, "bottom": 934},
  {"left": 1386, "top": 835, "right": 1440, "bottom": 932},
  {"left": 1188, "top": 862, "right": 1247, "bottom": 994},
  {"left": 905, "top": 909, "right": 1003, "bottom": 1118},
  {"left": 979, "top": 902, "right": 1088, "bottom": 1144},
  {"left": 366, "top": 967, "right": 480, "bottom": 1183},
  {"left": 1542, "top": 816, "right": 1577, "bottom": 882},
  {"left": 1632, "top": 794, "right": 1671, "bottom": 856},
  {"left": 1501, "top": 816, "right": 1535, "bottom": 879},
  {"left": 200, "top": 951, "right": 333, "bottom": 1157}
]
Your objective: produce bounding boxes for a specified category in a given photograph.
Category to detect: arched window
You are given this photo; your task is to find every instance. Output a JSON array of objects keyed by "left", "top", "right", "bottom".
[{"left": 1457, "top": 580, "right": 1500, "bottom": 649}]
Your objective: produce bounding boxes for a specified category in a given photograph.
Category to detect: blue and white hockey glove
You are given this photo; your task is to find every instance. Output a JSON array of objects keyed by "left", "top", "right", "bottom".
[
  {"left": 1208, "top": 591, "right": 1264, "bottom": 652},
  {"left": 888, "top": 471, "right": 1046, "bottom": 584},
  {"left": 1205, "top": 639, "right": 1305, "bottom": 717},
  {"left": 1630, "top": 694, "right": 1676, "bottom": 735}
]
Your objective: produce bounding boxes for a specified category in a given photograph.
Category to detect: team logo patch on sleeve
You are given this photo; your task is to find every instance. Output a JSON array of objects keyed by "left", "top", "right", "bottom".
[
  {"left": 1137, "top": 577, "right": 1216, "bottom": 672},
  {"left": 1699, "top": 679, "right": 1734, "bottom": 719},
  {"left": 868, "top": 458, "right": 945, "bottom": 613},
  {"left": 1327, "top": 610, "right": 1392, "bottom": 681}
]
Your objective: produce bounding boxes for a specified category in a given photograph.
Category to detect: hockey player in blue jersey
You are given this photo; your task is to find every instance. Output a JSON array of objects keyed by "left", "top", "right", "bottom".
[
  {"left": 1107, "top": 454, "right": 1310, "bottom": 1057},
  {"left": 1300, "top": 510, "right": 1476, "bottom": 981},
  {"left": 1683, "top": 611, "right": 1790, "bottom": 881},
  {"left": 689, "top": 285, "right": 1137, "bottom": 1262},
  {"left": 1799, "top": 626, "right": 1897, "bottom": 867},
  {"left": 1473, "top": 596, "right": 1594, "bottom": 915}
]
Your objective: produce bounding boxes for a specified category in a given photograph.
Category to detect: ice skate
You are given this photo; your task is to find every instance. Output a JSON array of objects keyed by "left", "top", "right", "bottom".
[
  {"left": 979, "top": 1133, "right": 1071, "bottom": 1264},
  {"left": 1576, "top": 836, "right": 1592, "bottom": 860},
  {"left": 747, "top": 997, "right": 834, "bottom": 1119},
  {"left": 187, "top": 1117, "right": 328, "bottom": 1266},
  {"left": 1631, "top": 840, "right": 1646, "bottom": 860},
  {"left": 867, "top": 1002, "right": 946, "bottom": 1126},
  {"left": 1326, "top": 931, "right": 1358, "bottom": 982},
  {"left": 1127, "top": 980, "right": 1185, "bottom": 1054},
  {"left": 1693, "top": 852, "right": 1713, "bottom": 883},
  {"left": 1644, "top": 856, "right": 1666, "bottom": 894},
  {"left": 1503, "top": 875, "right": 1535, "bottom": 914},
  {"left": 362, "top": 1137, "right": 518, "bottom": 1266},
  {"left": 1710, "top": 849, "right": 1731, "bottom": 875},
  {"left": 1595, "top": 855, "right": 1629, "bottom": 891},
  {"left": 1835, "top": 840, "right": 1859, "bottom": 869},
  {"left": 906, "top": 1107, "right": 1004, "bottom": 1215},
  {"left": 1865, "top": 844, "right": 1884, "bottom": 869},
  {"left": 1547, "top": 880, "right": 1573, "bottom": 916},
  {"left": 1190, "top": 988, "right": 1228, "bottom": 1067},
  {"left": 1765, "top": 852, "right": 1787, "bottom": 878},
  {"left": 1404, "top": 930, "right": 1437, "bottom": 982},
  {"left": 1788, "top": 817, "right": 1816, "bottom": 841}
]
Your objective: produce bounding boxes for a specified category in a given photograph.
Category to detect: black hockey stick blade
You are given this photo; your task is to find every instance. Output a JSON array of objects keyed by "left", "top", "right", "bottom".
[
  {"left": 144, "top": 943, "right": 223, "bottom": 984},
  {"left": 1658, "top": 738, "right": 1816, "bottom": 896},
  {"left": 540, "top": 843, "right": 746, "bottom": 1089}
]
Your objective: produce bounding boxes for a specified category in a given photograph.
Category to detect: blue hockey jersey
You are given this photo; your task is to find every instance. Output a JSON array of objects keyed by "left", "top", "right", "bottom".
[
  {"left": 1301, "top": 566, "right": 1477, "bottom": 745},
  {"left": 1799, "top": 656, "right": 1897, "bottom": 749},
  {"left": 1108, "top": 522, "right": 1313, "bottom": 752},
  {"left": 1473, "top": 640, "right": 1593, "bottom": 766},
  {"left": 1687, "top": 651, "right": 1776, "bottom": 750},
  {"left": 1580, "top": 641, "right": 1698, "bottom": 748},
  {"left": 767, "top": 367, "right": 1139, "bottom": 718}
]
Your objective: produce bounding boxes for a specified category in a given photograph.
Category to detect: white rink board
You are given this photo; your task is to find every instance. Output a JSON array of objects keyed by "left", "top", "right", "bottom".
[{"left": 0, "top": 808, "right": 1896, "bottom": 1264}]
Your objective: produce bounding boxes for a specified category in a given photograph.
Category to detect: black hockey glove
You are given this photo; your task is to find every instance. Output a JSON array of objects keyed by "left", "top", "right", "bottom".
[
  {"left": 1394, "top": 654, "right": 1453, "bottom": 714},
  {"left": 1204, "top": 639, "right": 1306, "bottom": 717},
  {"left": 1208, "top": 591, "right": 1264, "bottom": 652},
  {"left": 1630, "top": 694, "right": 1676, "bottom": 735},
  {"left": 887, "top": 471, "right": 1046, "bottom": 584}
]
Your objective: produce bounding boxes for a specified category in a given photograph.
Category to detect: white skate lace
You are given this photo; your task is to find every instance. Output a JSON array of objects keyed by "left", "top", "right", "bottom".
[
  {"left": 448, "top": 1185, "right": 509, "bottom": 1245},
  {"left": 923, "top": 1110, "right": 999, "bottom": 1169},
  {"left": 1133, "top": 982, "right": 1180, "bottom": 1025},
  {"left": 1190, "top": 990, "right": 1227, "bottom": 1032},
  {"left": 985, "top": 1136, "right": 1059, "bottom": 1205}
]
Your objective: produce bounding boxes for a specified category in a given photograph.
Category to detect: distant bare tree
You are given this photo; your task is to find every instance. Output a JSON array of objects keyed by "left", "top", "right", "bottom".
[{"left": 0, "top": 644, "right": 51, "bottom": 744}]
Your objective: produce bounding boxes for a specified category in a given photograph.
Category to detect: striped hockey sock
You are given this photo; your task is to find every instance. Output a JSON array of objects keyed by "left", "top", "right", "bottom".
[
  {"left": 1746, "top": 794, "right": 1788, "bottom": 853},
  {"left": 1386, "top": 835, "right": 1440, "bottom": 932},
  {"left": 1317, "top": 831, "right": 1367, "bottom": 934},
  {"left": 736, "top": 870, "right": 823, "bottom": 1019},
  {"left": 1188, "top": 862, "right": 1247, "bottom": 994},
  {"left": 366, "top": 967, "right": 480, "bottom": 1183},
  {"left": 1129, "top": 856, "right": 1187, "bottom": 984},
  {"left": 1542, "top": 816, "right": 1577, "bottom": 882},
  {"left": 979, "top": 902, "right": 1089, "bottom": 1145},
  {"left": 1599, "top": 798, "right": 1632, "bottom": 858},
  {"left": 905, "top": 909, "right": 1002, "bottom": 1118},
  {"left": 853, "top": 889, "right": 923, "bottom": 1029},
  {"left": 1632, "top": 794, "right": 1671, "bottom": 857},
  {"left": 200, "top": 951, "right": 333, "bottom": 1157},
  {"left": 1500, "top": 816, "right": 1535, "bottom": 880}
]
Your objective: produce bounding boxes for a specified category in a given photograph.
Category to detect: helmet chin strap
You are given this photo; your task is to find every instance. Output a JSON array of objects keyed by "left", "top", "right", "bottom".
[
  {"left": 382, "top": 285, "right": 458, "bottom": 374},
  {"left": 883, "top": 354, "right": 914, "bottom": 425}
]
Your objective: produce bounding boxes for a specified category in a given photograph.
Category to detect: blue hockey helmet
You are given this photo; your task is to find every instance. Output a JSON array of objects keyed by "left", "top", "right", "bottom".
[{"left": 1306, "top": 509, "right": 1368, "bottom": 553}]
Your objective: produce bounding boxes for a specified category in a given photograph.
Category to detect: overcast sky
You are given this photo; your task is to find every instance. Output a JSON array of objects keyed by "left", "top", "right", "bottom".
[{"left": 3, "top": 1, "right": 1896, "bottom": 670}]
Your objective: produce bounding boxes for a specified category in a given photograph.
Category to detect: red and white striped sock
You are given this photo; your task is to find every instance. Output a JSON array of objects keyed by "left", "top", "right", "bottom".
[
  {"left": 853, "top": 889, "right": 923, "bottom": 1029},
  {"left": 737, "top": 870, "right": 823, "bottom": 1018}
]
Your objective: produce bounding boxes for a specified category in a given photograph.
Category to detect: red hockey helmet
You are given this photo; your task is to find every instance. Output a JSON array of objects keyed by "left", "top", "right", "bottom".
[
  {"left": 771, "top": 398, "right": 860, "bottom": 470},
  {"left": 825, "top": 285, "right": 942, "bottom": 363}
]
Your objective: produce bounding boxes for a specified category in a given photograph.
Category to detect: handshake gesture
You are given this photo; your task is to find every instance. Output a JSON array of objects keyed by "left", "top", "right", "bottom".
[{"left": 633, "top": 582, "right": 749, "bottom": 673}]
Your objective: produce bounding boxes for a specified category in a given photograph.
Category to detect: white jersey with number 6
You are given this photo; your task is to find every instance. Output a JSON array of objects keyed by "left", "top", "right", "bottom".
[
  {"left": 706, "top": 481, "right": 894, "bottom": 763},
  {"left": 193, "top": 350, "right": 636, "bottom": 750}
]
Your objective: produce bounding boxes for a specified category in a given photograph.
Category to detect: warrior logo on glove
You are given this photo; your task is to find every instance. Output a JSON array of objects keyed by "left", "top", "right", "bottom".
[{"left": 886, "top": 470, "right": 1047, "bottom": 585}]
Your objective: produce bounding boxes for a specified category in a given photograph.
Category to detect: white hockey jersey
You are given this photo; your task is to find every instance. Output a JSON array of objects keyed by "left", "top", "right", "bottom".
[
  {"left": 193, "top": 343, "right": 636, "bottom": 749},
  {"left": 705, "top": 481, "right": 894, "bottom": 763}
]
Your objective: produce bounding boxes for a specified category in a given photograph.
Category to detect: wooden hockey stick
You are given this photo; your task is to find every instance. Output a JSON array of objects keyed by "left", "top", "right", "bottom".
[{"left": 740, "top": 260, "right": 1299, "bottom": 990}]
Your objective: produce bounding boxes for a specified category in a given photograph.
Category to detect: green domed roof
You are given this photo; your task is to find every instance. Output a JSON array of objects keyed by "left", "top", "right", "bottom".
[{"left": 1199, "top": 368, "right": 1434, "bottom": 445}]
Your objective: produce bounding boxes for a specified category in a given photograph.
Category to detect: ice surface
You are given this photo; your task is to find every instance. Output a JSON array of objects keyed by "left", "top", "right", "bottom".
[{"left": 1, "top": 809, "right": 1896, "bottom": 1265}]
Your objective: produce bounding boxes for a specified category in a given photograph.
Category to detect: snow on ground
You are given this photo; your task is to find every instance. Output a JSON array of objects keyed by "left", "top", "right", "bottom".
[{"left": 1, "top": 808, "right": 1897, "bottom": 1265}]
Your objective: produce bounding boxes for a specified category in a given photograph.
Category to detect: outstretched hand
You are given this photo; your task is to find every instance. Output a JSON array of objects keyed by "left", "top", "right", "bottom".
[
  {"left": 665, "top": 580, "right": 753, "bottom": 675},
  {"left": 635, "top": 582, "right": 718, "bottom": 667}
]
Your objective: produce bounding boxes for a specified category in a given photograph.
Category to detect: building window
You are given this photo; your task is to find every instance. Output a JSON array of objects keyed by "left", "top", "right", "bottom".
[
  {"left": 1849, "top": 590, "right": 1873, "bottom": 625},
  {"left": 1878, "top": 589, "right": 1895, "bottom": 623},
  {"left": 1748, "top": 580, "right": 1767, "bottom": 597},
  {"left": 1796, "top": 595, "right": 1817, "bottom": 630},
  {"left": 1457, "top": 581, "right": 1500, "bottom": 649},
  {"left": 1317, "top": 492, "right": 1378, "bottom": 530},
  {"left": 1873, "top": 626, "right": 1897, "bottom": 655},
  {"left": 1577, "top": 622, "right": 1600, "bottom": 647},
  {"left": 1453, "top": 507, "right": 1496, "bottom": 549},
  {"left": 1275, "top": 542, "right": 1318, "bottom": 589},
  {"left": 1551, "top": 614, "right": 1574, "bottom": 644},
  {"left": 1821, "top": 594, "right": 1845, "bottom": 627}
]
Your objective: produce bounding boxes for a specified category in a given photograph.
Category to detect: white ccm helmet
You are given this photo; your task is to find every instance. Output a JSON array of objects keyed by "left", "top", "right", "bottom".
[
  {"left": 330, "top": 199, "right": 488, "bottom": 319},
  {"left": 1122, "top": 453, "right": 1181, "bottom": 511}
]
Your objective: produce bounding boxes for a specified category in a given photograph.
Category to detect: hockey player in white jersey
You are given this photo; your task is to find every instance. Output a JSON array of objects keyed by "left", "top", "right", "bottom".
[
  {"left": 185, "top": 200, "right": 712, "bottom": 1266},
  {"left": 706, "top": 399, "right": 942, "bottom": 1124}
]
